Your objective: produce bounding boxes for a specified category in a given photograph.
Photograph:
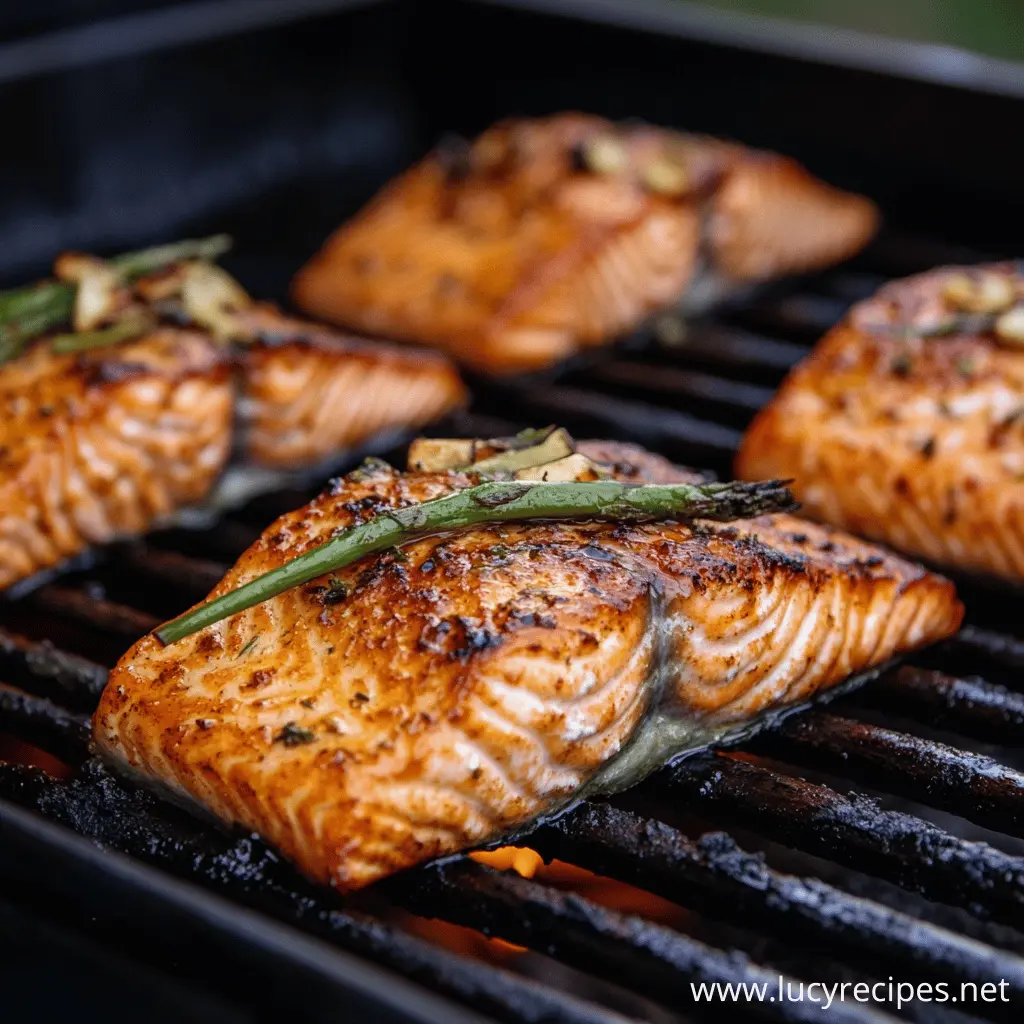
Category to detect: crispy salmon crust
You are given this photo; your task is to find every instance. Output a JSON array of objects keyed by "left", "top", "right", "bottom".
[
  {"left": 0, "top": 307, "right": 465, "bottom": 590},
  {"left": 95, "top": 442, "right": 961, "bottom": 892},
  {"left": 737, "top": 263, "right": 1024, "bottom": 582},
  {"left": 292, "top": 113, "right": 878, "bottom": 374}
]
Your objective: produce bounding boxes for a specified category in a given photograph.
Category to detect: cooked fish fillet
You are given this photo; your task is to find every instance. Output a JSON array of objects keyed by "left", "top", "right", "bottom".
[
  {"left": 292, "top": 113, "right": 878, "bottom": 374},
  {"left": 238, "top": 306, "right": 465, "bottom": 469},
  {"left": 737, "top": 263, "right": 1024, "bottom": 582},
  {"left": 95, "top": 440, "right": 961, "bottom": 892},
  {"left": 0, "top": 329, "right": 232, "bottom": 590},
  {"left": 0, "top": 307, "right": 465, "bottom": 592}
]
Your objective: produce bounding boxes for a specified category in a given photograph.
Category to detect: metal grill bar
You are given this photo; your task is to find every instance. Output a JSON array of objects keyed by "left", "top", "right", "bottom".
[
  {"left": 585, "top": 362, "right": 776, "bottom": 413},
  {"left": 859, "top": 667, "right": 1024, "bottom": 746},
  {"left": 754, "top": 711, "right": 1024, "bottom": 837},
  {"left": 530, "top": 802, "right": 1024, "bottom": 1014},
  {"left": 734, "top": 294, "right": 850, "bottom": 338},
  {"left": 648, "top": 324, "right": 807, "bottom": 374},
  {"left": 113, "top": 546, "right": 227, "bottom": 594},
  {"left": 0, "top": 686, "right": 90, "bottom": 765},
  {"left": 0, "top": 628, "right": 107, "bottom": 710},
  {"left": 399, "top": 862, "right": 896, "bottom": 1024},
  {"left": 950, "top": 626, "right": 1024, "bottom": 679},
  {"left": 661, "top": 755, "right": 1024, "bottom": 930},
  {"left": 145, "top": 520, "right": 264, "bottom": 562},
  {"left": 25, "top": 586, "right": 160, "bottom": 637},
  {"left": 504, "top": 385, "right": 744, "bottom": 460}
]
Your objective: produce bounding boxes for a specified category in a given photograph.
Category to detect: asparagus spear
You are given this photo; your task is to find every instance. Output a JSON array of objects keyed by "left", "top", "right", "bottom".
[
  {"left": 51, "top": 311, "right": 155, "bottom": 354},
  {"left": 155, "top": 477, "right": 794, "bottom": 644},
  {"left": 0, "top": 284, "right": 76, "bottom": 342},
  {"left": 108, "top": 235, "right": 231, "bottom": 278},
  {"left": 0, "top": 235, "right": 231, "bottom": 363}
]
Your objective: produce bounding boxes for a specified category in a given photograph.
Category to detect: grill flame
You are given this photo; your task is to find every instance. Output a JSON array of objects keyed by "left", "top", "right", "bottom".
[{"left": 471, "top": 846, "right": 544, "bottom": 877}]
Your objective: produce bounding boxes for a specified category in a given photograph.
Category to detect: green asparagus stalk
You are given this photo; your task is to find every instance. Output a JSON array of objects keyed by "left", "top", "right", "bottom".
[
  {"left": 0, "top": 283, "right": 76, "bottom": 339},
  {"left": 155, "top": 477, "right": 795, "bottom": 645},
  {"left": 0, "top": 235, "right": 232, "bottom": 364},
  {"left": 51, "top": 311, "right": 155, "bottom": 354},
  {"left": 108, "top": 234, "right": 232, "bottom": 278}
]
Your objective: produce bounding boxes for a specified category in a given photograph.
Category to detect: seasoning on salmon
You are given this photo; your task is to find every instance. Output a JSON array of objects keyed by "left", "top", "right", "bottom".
[
  {"left": 0, "top": 244, "right": 466, "bottom": 591},
  {"left": 94, "top": 436, "right": 961, "bottom": 893},
  {"left": 737, "top": 262, "right": 1024, "bottom": 582},
  {"left": 291, "top": 113, "right": 879, "bottom": 375}
]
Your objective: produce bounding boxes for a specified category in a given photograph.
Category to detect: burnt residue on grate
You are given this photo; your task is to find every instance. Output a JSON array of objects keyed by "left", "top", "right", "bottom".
[
  {"left": 751, "top": 711, "right": 1024, "bottom": 838},
  {"left": 394, "top": 861, "right": 898, "bottom": 1024},
  {"left": 661, "top": 755, "right": 1024, "bottom": 932},
  {"left": 859, "top": 667, "right": 1024, "bottom": 747},
  {"left": 0, "top": 628, "right": 107, "bottom": 710},
  {"left": 529, "top": 802, "right": 1024, "bottom": 1002},
  {"left": 3, "top": 238, "right": 1024, "bottom": 1024}
]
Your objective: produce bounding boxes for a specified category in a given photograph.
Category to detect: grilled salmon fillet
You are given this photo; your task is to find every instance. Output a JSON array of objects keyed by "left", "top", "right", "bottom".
[
  {"left": 0, "top": 261, "right": 465, "bottom": 592},
  {"left": 292, "top": 113, "right": 878, "bottom": 374},
  {"left": 737, "top": 263, "right": 1024, "bottom": 582},
  {"left": 95, "top": 439, "right": 961, "bottom": 892},
  {"left": 238, "top": 307, "right": 464, "bottom": 469}
]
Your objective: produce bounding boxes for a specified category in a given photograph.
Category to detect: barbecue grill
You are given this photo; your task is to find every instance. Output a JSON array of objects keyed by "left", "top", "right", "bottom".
[{"left": 3, "top": 2, "right": 1024, "bottom": 1022}]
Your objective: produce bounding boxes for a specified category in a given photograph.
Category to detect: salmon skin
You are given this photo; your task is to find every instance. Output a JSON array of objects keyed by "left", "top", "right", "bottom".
[
  {"left": 0, "top": 264, "right": 465, "bottom": 592},
  {"left": 737, "top": 262, "right": 1024, "bottom": 583},
  {"left": 95, "top": 437, "right": 961, "bottom": 892},
  {"left": 292, "top": 113, "right": 878, "bottom": 375}
]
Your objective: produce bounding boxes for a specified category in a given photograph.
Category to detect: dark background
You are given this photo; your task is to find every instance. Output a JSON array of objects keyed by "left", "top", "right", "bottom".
[{"left": 1, "top": 0, "right": 1023, "bottom": 297}]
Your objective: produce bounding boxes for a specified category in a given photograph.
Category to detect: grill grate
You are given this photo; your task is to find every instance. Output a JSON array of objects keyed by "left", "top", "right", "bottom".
[{"left": 2, "top": 230, "right": 1024, "bottom": 1024}]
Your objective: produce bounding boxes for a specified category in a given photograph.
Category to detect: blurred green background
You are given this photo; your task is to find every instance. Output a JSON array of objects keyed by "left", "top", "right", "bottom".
[{"left": 689, "top": 0, "right": 1024, "bottom": 61}]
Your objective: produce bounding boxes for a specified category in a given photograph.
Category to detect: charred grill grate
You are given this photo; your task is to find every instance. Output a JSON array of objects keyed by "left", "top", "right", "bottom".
[{"left": 2, "top": 229, "right": 1024, "bottom": 1024}]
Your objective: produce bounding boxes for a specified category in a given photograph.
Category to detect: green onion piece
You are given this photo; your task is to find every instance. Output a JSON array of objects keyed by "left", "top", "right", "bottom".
[
  {"left": 155, "top": 477, "right": 794, "bottom": 645},
  {"left": 51, "top": 311, "right": 154, "bottom": 354},
  {"left": 0, "top": 300, "right": 80, "bottom": 365},
  {"left": 470, "top": 427, "right": 575, "bottom": 475},
  {"left": 110, "top": 235, "right": 232, "bottom": 278},
  {"left": 0, "top": 280, "right": 75, "bottom": 326},
  {"left": 508, "top": 425, "right": 559, "bottom": 448}
]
